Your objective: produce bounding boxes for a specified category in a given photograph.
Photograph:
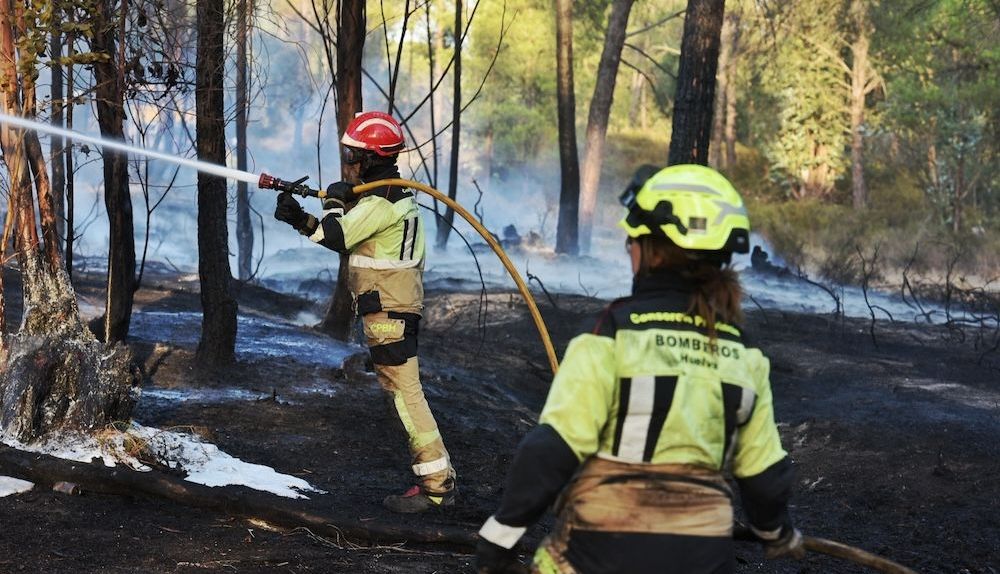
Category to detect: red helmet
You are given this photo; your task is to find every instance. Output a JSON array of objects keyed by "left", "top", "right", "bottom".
[{"left": 340, "top": 111, "right": 405, "bottom": 156}]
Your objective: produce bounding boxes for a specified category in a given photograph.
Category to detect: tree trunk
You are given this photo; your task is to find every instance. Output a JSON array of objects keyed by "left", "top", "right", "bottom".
[
  {"left": 435, "top": 0, "right": 463, "bottom": 251},
  {"left": 1, "top": 5, "right": 39, "bottom": 282},
  {"left": 24, "top": 126, "right": 58, "bottom": 271},
  {"left": 709, "top": 12, "right": 733, "bottom": 169},
  {"left": 428, "top": 0, "right": 444, "bottom": 190},
  {"left": 724, "top": 29, "right": 738, "bottom": 170},
  {"left": 64, "top": 22, "right": 77, "bottom": 278},
  {"left": 50, "top": 7, "right": 66, "bottom": 250},
  {"left": 952, "top": 153, "right": 965, "bottom": 233},
  {"left": 235, "top": 0, "right": 253, "bottom": 280},
  {"left": 849, "top": 0, "right": 869, "bottom": 210},
  {"left": 195, "top": 0, "right": 237, "bottom": 365},
  {"left": 91, "top": 1, "right": 135, "bottom": 344},
  {"left": 318, "top": 2, "right": 365, "bottom": 341},
  {"left": 724, "top": 11, "right": 741, "bottom": 169},
  {"left": 18, "top": 31, "right": 59, "bottom": 274},
  {"left": 667, "top": 0, "right": 726, "bottom": 166},
  {"left": 554, "top": 0, "right": 579, "bottom": 255},
  {"left": 0, "top": 6, "right": 136, "bottom": 442},
  {"left": 18, "top": 18, "right": 58, "bottom": 273},
  {"left": 629, "top": 68, "right": 646, "bottom": 129},
  {"left": 578, "top": 0, "right": 635, "bottom": 255}
]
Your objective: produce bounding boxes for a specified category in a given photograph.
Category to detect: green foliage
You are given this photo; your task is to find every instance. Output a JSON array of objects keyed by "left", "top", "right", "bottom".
[
  {"left": 462, "top": 0, "right": 558, "bottom": 167},
  {"left": 877, "top": 0, "right": 999, "bottom": 232},
  {"left": 489, "top": 100, "right": 555, "bottom": 165},
  {"left": 747, "top": 1, "right": 850, "bottom": 199},
  {"left": 723, "top": 144, "right": 773, "bottom": 201}
]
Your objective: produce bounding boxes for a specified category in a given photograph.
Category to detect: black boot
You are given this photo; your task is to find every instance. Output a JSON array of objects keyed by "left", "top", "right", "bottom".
[{"left": 383, "top": 484, "right": 457, "bottom": 514}]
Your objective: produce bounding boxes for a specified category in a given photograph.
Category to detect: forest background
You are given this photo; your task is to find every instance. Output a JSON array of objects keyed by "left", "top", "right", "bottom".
[{"left": 2, "top": 0, "right": 998, "bottom": 327}]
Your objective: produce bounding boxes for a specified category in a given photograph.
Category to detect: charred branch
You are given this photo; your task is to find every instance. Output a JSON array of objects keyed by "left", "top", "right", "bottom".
[{"left": 856, "top": 245, "right": 881, "bottom": 348}]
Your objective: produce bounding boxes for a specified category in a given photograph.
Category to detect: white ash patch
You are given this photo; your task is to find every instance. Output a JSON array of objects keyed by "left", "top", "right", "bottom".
[
  {"left": 1, "top": 424, "right": 322, "bottom": 499},
  {"left": 0, "top": 476, "right": 34, "bottom": 497}
]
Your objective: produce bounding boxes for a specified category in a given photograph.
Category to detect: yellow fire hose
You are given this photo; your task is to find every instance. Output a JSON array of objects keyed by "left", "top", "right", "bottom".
[
  {"left": 278, "top": 175, "right": 921, "bottom": 574},
  {"left": 734, "top": 525, "right": 919, "bottom": 573},
  {"left": 349, "top": 181, "right": 921, "bottom": 574},
  {"left": 342, "top": 178, "right": 560, "bottom": 375}
]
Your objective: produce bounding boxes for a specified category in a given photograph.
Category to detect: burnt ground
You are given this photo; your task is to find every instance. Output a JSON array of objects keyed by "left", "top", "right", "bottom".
[{"left": 1, "top": 266, "right": 999, "bottom": 574}]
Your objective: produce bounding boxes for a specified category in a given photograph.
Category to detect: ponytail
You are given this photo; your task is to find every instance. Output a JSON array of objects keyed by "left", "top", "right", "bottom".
[{"left": 637, "top": 236, "right": 743, "bottom": 340}]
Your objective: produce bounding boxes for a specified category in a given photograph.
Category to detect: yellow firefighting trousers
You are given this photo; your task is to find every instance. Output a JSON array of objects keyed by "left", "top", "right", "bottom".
[{"left": 362, "top": 310, "right": 454, "bottom": 493}]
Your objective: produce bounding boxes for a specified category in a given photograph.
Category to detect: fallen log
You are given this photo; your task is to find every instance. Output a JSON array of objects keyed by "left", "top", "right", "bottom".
[{"left": 0, "top": 445, "right": 478, "bottom": 548}]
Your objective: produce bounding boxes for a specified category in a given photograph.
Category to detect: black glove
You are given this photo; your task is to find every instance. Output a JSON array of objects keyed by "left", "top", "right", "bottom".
[
  {"left": 275, "top": 192, "right": 317, "bottom": 235},
  {"left": 326, "top": 181, "right": 355, "bottom": 204},
  {"left": 475, "top": 540, "right": 526, "bottom": 574},
  {"left": 763, "top": 526, "right": 806, "bottom": 560}
]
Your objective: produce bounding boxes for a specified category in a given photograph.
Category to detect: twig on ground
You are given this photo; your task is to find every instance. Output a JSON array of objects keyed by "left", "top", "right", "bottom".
[
  {"left": 855, "top": 244, "right": 882, "bottom": 348},
  {"left": 794, "top": 266, "right": 842, "bottom": 317},
  {"left": 526, "top": 264, "right": 559, "bottom": 310},
  {"left": 577, "top": 272, "right": 597, "bottom": 299},
  {"left": 747, "top": 293, "right": 770, "bottom": 325}
]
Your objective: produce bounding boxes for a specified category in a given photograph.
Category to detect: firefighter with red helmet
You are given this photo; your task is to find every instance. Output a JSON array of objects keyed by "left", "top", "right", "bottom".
[{"left": 274, "top": 111, "right": 457, "bottom": 513}]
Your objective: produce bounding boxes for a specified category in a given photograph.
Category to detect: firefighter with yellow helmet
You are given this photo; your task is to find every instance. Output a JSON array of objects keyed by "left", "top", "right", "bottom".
[
  {"left": 274, "top": 111, "right": 456, "bottom": 513},
  {"left": 475, "top": 164, "right": 804, "bottom": 572}
]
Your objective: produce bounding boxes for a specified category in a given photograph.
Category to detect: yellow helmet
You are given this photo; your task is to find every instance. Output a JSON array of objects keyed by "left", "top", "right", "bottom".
[{"left": 618, "top": 164, "right": 750, "bottom": 257}]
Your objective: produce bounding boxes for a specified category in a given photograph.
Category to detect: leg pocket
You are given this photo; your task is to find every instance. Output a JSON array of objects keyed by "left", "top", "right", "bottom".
[{"left": 363, "top": 315, "right": 406, "bottom": 345}]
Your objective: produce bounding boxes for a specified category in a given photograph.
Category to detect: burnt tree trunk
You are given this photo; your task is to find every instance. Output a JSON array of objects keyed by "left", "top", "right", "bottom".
[
  {"left": 50, "top": 6, "right": 66, "bottom": 249},
  {"left": 578, "top": 0, "right": 635, "bottom": 255},
  {"left": 426, "top": 0, "right": 443, "bottom": 191},
  {"left": 195, "top": 0, "right": 237, "bottom": 364},
  {"left": 668, "top": 0, "right": 726, "bottom": 166},
  {"left": 318, "top": 2, "right": 365, "bottom": 341},
  {"left": 0, "top": 7, "right": 136, "bottom": 442},
  {"left": 64, "top": 19, "right": 77, "bottom": 278},
  {"left": 554, "top": 0, "right": 579, "bottom": 256},
  {"left": 435, "top": 0, "right": 463, "bottom": 250},
  {"left": 235, "top": 0, "right": 253, "bottom": 280},
  {"left": 90, "top": 1, "right": 136, "bottom": 344}
]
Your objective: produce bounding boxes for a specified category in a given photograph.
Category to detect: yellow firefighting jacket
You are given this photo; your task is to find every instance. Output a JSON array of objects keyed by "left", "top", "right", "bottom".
[
  {"left": 479, "top": 271, "right": 795, "bottom": 563},
  {"left": 541, "top": 291, "right": 784, "bottom": 475},
  {"left": 306, "top": 178, "right": 425, "bottom": 315}
]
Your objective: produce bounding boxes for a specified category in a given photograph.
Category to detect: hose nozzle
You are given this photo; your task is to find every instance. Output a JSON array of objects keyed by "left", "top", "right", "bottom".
[{"left": 257, "top": 173, "right": 317, "bottom": 197}]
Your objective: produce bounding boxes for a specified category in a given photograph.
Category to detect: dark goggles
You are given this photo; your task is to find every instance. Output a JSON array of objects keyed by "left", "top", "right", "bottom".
[
  {"left": 342, "top": 146, "right": 366, "bottom": 165},
  {"left": 619, "top": 164, "right": 662, "bottom": 210}
]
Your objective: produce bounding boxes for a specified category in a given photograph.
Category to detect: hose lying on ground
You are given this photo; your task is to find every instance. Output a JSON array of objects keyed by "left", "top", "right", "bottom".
[{"left": 734, "top": 523, "right": 920, "bottom": 574}]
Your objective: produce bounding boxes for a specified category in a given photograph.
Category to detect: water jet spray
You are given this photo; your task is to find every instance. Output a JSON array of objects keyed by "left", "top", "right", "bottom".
[
  {"left": 0, "top": 112, "right": 261, "bottom": 185},
  {"left": 0, "top": 113, "right": 559, "bottom": 373}
]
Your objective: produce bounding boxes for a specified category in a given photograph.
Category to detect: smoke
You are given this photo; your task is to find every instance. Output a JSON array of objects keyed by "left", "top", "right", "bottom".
[{"left": 20, "top": 13, "right": 975, "bottom": 327}]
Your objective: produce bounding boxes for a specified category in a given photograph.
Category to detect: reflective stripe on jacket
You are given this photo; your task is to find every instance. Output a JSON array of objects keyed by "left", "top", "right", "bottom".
[
  {"left": 541, "top": 274, "right": 785, "bottom": 476},
  {"left": 479, "top": 270, "right": 795, "bottom": 565},
  {"left": 309, "top": 186, "right": 425, "bottom": 313}
]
